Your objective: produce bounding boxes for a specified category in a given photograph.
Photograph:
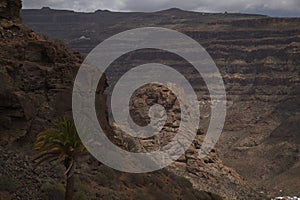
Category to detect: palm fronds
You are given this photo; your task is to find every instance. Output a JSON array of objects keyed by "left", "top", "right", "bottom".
[{"left": 33, "top": 117, "right": 86, "bottom": 172}]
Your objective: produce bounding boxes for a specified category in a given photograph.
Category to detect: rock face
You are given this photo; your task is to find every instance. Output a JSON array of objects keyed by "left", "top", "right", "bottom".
[
  {"left": 22, "top": 8, "right": 300, "bottom": 197},
  {"left": 0, "top": 0, "right": 22, "bottom": 21},
  {"left": 0, "top": 20, "right": 82, "bottom": 146},
  {"left": 121, "top": 83, "right": 265, "bottom": 199}
]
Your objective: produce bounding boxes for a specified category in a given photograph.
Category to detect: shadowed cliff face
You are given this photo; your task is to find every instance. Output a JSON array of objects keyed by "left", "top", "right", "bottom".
[{"left": 21, "top": 8, "right": 300, "bottom": 197}]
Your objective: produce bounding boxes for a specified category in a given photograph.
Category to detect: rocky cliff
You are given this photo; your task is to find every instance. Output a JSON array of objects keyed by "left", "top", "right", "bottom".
[{"left": 121, "top": 83, "right": 265, "bottom": 199}]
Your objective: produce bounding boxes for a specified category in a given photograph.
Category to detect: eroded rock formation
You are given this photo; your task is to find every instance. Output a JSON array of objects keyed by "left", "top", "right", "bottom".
[{"left": 119, "top": 83, "right": 265, "bottom": 199}]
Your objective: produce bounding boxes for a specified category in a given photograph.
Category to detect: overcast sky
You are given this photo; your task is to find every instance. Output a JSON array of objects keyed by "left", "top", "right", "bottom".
[{"left": 22, "top": 0, "right": 300, "bottom": 17}]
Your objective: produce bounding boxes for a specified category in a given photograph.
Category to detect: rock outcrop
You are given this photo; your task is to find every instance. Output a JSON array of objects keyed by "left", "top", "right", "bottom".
[
  {"left": 0, "top": 20, "right": 82, "bottom": 146},
  {"left": 119, "top": 83, "right": 265, "bottom": 199}
]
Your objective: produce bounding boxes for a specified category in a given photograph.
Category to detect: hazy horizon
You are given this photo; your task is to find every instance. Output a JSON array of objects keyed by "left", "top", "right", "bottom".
[{"left": 22, "top": 0, "right": 300, "bottom": 17}]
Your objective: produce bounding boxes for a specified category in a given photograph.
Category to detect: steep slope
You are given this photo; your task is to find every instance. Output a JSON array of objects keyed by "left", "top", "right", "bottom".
[{"left": 21, "top": 7, "right": 300, "bottom": 197}]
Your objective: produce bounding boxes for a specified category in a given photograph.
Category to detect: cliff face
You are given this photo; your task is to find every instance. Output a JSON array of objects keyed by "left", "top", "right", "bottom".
[
  {"left": 22, "top": 8, "right": 300, "bottom": 197},
  {"left": 0, "top": 20, "right": 82, "bottom": 147},
  {"left": 122, "top": 84, "right": 264, "bottom": 199}
]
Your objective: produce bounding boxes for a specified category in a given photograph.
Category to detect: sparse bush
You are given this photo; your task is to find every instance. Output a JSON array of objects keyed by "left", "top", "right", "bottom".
[
  {"left": 75, "top": 181, "right": 89, "bottom": 193},
  {"left": 41, "top": 33, "right": 49, "bottom": 40},
  {"left": 101, "top": 191, "right": 128, "bottom": 200},
  {"left": 0, "top": 175, "right": 18, "bottom": 192},
  {"left": 161, "top": 169, "right": 173, "bottom": 177},
  {"left": 193, "top": 190, "right": 223, "bottom": 200},
  {"left": 74, "top": 191, "right": 88, "bottom": 200},
  {"left": 95, "top": 173, "right": 110, "bottom": 187},
  {"left": 40, "top": 183, "right": 65, "bottom": 200},
  {"left": 53, "top": 38, "right": 65, "bottom": 48},
  {"left": 174, "top": 176, "right": 193, "bottom": 188},
  {"left": 123, "top": 174, "right": 145, "bottom": 187},
  {"left": 98, "top": 165, "right": 118, "bottom": 180},
  {"left": 181, "top": 190, "right": 198, "bottom": 200},
  {"left": 134, "top": 190, "right": 151, "bottom": 200},
  {"left": 75, "top": 181, "right": 91, "bottom": 197},
  {"left": 94, "top": 164, "right": 120, "bottom": 188},
  {"left": 145, "top": 175, "right": 164, "bottom": 188},
  {"left": 0, "top": 191, "right": 11, "bottom": 200},
  {"left": 149, "top": 189, "right": 175, "bottom": 200}
]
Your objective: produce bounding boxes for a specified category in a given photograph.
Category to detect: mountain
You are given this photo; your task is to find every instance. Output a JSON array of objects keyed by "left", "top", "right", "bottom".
[
  {"left": 21, "top": 7, "right": 300, "bottom": 197},
  {"left": 22, "top": 7, "right": 268, "bottom": 54}
]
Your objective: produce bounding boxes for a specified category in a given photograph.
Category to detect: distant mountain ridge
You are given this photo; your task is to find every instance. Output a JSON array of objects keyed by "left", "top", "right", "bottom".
[{"left": 21, "top": 7, "right": 269, "bottom": 53}]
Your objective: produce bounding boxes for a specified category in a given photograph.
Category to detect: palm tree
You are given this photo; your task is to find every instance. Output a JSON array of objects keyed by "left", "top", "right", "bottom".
[{"left": 33, "top": 117, "right": 86, "bottom": 200}]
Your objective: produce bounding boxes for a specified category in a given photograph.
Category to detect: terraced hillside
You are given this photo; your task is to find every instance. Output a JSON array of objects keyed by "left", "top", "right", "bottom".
[{"left": 22, "top": 7, "right": 300, "bottom": 197}]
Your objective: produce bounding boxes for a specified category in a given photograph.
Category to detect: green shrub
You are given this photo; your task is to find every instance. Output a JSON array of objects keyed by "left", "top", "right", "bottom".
[{"left": 40, "top": 183, "right": 65, "bottom": 200}]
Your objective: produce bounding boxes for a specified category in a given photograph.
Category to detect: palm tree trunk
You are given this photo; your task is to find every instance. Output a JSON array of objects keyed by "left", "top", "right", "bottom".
[
  {"left": 65, "top": 172, "right": 75, "bottom": 200},
  {"left": 65, "top": 159, "right": 75, "bottom": 200}
]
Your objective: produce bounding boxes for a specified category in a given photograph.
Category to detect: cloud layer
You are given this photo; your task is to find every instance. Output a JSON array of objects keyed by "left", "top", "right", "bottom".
[{"left": 23, "top": 0, "right": 300, "bottom": 17}]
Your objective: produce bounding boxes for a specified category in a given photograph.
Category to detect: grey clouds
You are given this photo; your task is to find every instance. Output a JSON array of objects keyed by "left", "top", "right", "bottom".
[{"left": 22, "top": 0, "right": 300, "bottom": 17}]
